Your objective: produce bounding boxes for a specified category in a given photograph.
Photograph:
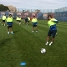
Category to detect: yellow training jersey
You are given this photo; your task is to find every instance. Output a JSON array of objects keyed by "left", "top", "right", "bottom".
[
  {"left": 6, "top": 17, "right": 13, "bottom": 22},
  {"left": 32, "top": 18, "right": 37, "bottom": 23},
  {"left": 2, "top": 15, "right": 6, "bottom": 20}
]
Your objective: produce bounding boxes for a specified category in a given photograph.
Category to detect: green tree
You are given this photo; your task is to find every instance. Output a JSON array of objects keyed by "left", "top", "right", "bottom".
[{"left": 0, "top": 4, "right": 9, "bottom": 11}]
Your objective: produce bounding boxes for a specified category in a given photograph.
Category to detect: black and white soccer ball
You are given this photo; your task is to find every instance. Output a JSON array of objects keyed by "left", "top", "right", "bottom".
[{"left": 41, "top": 48, "right": 46, "bottom": 53}]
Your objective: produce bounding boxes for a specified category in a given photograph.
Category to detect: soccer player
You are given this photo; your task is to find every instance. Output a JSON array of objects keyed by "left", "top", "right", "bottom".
[
  {"left": 45, "top": 15, "right": 58, "bottom": 46},
  {"left": 24, "top": 16, "right": 28, "bottom": 25},
  {"left": 31, "top": 15, "right": 38, "bottom": 32},
  {"left": 16, "top": 15, "right": 21, "bottom": 25},
  {"left": 6, "top": 14, "right": 14, "bottom": 34},
  {"left": 2, "top": 14, "right": 6, "bottom": 26}
]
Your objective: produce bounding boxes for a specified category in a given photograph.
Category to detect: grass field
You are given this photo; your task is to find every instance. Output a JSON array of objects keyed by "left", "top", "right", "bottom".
[{"left": 0, "top": 19, "right": 67, "bottom": 67}]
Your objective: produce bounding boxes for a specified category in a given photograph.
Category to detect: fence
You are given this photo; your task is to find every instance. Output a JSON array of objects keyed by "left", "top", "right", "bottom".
[
  {"left": 0, "top": 10, "right": 67, "bottom": 21},
  {"left": 54, "top": 11, "right": 67, "bottom": 21}
]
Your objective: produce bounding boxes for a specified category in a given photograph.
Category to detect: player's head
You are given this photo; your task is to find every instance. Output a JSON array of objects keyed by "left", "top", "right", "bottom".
[
  {"left": 47, "top": 14, "right": 52, "bottom": 20},
  {"left": 9, "top": 14, "right": 12, "bottom": 17},
  {"left": 32, "top": 15, "right": 35, "bottom": 18}
]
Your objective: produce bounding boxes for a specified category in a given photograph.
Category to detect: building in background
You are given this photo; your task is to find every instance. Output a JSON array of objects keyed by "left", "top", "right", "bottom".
[{"left": 7, "top": 5, "right": 17, "bottom": 12}]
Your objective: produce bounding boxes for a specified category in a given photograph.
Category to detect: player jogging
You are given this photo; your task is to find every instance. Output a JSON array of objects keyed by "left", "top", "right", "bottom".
[{"left": 45, "top": 15, "right": 58, "bottom": 46}]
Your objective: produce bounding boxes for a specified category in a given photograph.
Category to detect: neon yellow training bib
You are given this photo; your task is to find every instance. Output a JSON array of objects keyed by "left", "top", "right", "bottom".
[
  {"left": 6, "top": 17, "right": 13, "bottom": 22},
  {"left": 32, "top": 18, "right": 37, "bottom": 23}
]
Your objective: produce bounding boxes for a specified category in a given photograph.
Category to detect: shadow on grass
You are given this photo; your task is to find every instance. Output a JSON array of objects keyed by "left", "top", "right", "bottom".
[
  {"left": 14, "top": 30, "right": 19, "bottom": 33},
  {"left": 0, "top": 38, "right": 13, "bottom": 47}
]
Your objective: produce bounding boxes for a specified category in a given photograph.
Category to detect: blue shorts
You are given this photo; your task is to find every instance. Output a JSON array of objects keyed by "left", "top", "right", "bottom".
[
  {"left": 7, "top": 22, "right": 13, "bottom": 27},
  {"left": 32, "top": 22, "right": 37, "bottom": 27},
  {"left": 48, "top": 30, "right": 57, "bottom": 38}
]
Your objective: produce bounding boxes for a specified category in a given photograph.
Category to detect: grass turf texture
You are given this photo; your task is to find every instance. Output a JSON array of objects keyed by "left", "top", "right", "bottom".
[{"left": 0, "top": 19, "right": 67, "bottom": 67}]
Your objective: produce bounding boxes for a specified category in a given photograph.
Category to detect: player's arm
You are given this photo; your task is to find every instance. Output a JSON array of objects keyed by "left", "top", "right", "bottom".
[{"left": 51, "top": 19, "right": 58, "bottom": 23}]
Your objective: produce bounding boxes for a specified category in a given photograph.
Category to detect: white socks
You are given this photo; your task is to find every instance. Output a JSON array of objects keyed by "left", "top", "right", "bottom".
[
  {"left": 49, "top": 42, "right": 53, "bottom": 46},
  {"left": 7, "top": 31, "right": 14, "bottom": 34},
  {"left": 45, "top": 41, "right": 53, "bottom": 46},
  {"left": 32, "top": 31, "right": 38, "bottom": 33},
  {"left": 36, "top": 31, "right": 38, "bottom": 33},
  {"left": 4, "top": 24, "right": 5, "bottom": 26},
  {"left": 8, "top": 32, "right": 10, "bottom": 34},
  {"left": 32, "top": 31, "right": 34, "bottom": 32},
  {"left": 45, "top": 42, "right": 49, "bottom": 45},
  {"left": 11, "top": 31, "right": 14, "bottom": 34}
]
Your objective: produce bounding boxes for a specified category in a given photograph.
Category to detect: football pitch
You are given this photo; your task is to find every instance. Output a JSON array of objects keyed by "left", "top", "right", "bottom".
[{"left": 0, "top": 19, "right": 67, "bottom": 67}]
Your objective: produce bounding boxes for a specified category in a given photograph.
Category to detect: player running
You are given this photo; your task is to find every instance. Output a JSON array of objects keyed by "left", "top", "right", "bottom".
[{"left": 45, "top": 15, "right": 58, "bottom": 46}]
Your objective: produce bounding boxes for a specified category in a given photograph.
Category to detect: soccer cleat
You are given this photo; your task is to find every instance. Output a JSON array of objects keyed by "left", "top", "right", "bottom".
[
  {"left": 49, "top": 42, "right": 53, "bottom": 46},
  {"left": 45, "top": 42, "right": 49, "bottom": 45}
]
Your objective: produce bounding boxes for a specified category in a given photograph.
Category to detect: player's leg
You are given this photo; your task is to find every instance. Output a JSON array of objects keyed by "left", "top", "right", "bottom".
[
  {"left": 7, "top": 25, "right": 11, "bottom": 34},
  {"left": 49, "top": 30, "right": 57, "bottom": 46},
  {"left": 32, "top": 26, "right": 34, "bottom": 32},
  {"left": 10, "top": 23, "right": 14, "bottom": 34},
  {"left": 36, "top": 26, "right": 38, "bottom": 32},
  {"left": 7, "top": 22, "right": 10, "bottom": 34},
  {"left": 3, "top": 20, "right": 6, "bottom": 26},
  {"left": 2, "top": 20, "right": 4, "bottom": 26},
  {"left": 32, "top": 24, "right": 35, "bottom": 32},
  {"left": 19, "top": 21, "right": 21, "bottom": 25},
  {"left": 45, "top": 30, "right": 51, "bottom": 45},
  {"left": 10, "top": 27, "right": 14, "bottom": 34}
]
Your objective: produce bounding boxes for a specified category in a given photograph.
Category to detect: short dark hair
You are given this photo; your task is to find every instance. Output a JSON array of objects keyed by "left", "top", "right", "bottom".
[
  {"left": 9, "top": 14, "right": 12, "bottom": 16},
  {"left": 47, "top": 14, "right": 52, "bottom": 18},
  {"left": 47, "top": 14, "right": 52, "bottom": 20}
]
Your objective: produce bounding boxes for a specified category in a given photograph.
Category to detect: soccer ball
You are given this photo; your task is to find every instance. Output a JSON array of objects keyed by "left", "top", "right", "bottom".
[{"left": 41, "top": 48, "right": 46, "bottom": 53}]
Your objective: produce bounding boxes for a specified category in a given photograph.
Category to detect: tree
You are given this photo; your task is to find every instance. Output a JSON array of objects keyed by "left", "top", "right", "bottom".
[{"left": 0, "top": 4, "right": 9, "bottom": 11}]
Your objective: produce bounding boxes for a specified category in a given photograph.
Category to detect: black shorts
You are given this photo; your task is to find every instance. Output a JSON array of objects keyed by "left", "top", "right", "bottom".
[
  {"left": 48, "top": 30, "right": 57, "bottom": 38},
  {"left": 17, "top": 20, "right": 21, "bottom": 22},
  {"left": 2, "top": 20, "right": 5, "bottom": 22}
]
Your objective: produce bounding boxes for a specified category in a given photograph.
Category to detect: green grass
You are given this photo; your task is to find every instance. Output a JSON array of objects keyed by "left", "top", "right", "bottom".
[{"left": 0, "top": 20, "right": 67, "bottom": 67}]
